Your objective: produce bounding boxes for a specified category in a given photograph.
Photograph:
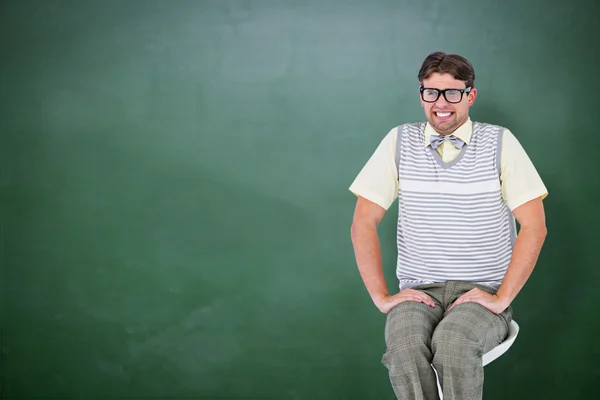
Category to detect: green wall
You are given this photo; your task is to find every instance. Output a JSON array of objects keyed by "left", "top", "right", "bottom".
[{"left": 1, "top": 0, "right": 599, "bottom": 398}]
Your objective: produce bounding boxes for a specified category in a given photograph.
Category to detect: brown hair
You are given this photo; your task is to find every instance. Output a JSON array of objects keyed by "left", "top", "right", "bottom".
[{"left": 418, "top": 51, "right": 475, "bottom": 88}]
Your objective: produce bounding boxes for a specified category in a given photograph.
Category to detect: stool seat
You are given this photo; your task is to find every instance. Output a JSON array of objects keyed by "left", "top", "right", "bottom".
[{"left": 483, "top": 320, "right": 519, "bottom": 366}]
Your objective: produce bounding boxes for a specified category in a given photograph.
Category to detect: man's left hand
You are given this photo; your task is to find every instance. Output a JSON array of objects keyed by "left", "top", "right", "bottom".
[{"left": 448, "top": 288, "right": 509, "bottom": 315}]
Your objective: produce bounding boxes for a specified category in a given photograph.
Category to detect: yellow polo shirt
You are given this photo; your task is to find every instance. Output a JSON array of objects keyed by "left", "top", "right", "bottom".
[{"left": 349, "top": 118, "right": 548, "bottom": 211}]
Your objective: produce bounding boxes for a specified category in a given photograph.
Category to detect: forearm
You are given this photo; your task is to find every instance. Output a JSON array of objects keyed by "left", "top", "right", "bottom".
[
  {"left": 351, "top": 222, "right": 389, "bottom": 303},
  {"left": 496, "top": 224, "right": 547, "bottom": 305}
]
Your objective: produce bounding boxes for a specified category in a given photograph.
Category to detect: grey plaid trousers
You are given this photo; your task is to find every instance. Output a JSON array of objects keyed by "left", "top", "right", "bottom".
[{"left": 381, "top": 281, "right": 513, "bottom": 400}]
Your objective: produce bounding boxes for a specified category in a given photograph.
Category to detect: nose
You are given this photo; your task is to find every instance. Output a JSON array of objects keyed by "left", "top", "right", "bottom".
[{"left": 435, "top": 95, "right": 449, "bottom": 108}]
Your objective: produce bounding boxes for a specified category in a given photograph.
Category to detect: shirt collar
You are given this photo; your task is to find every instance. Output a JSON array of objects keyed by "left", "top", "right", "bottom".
[{"left": 424, "top": 117, "right": 473, "bottom": 147}]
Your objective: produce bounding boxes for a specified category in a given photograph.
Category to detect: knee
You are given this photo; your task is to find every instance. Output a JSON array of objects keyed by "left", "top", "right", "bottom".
[
  {"left": 382, "top": 303, "right": 434, "bottom": 370},
  {"left": 382, "top": 332, "right": 431, "bottom": 373},
  {"left": 431, "top": 314, "right": 483, "bottom": 363},
  {"left": 385, "top": 302, "right": 433, "bottom": 351},
  {"left": 386, "top": 330, "right": 430, "bottom": 357}
]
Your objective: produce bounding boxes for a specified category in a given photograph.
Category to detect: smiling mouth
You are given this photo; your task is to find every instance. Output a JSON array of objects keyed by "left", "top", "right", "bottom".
[{"left": 434, "top": 111, "right": 454, "bottom": 120}]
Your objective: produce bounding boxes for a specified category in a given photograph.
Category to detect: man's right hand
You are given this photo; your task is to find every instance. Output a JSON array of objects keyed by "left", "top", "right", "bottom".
[{"left": 375, "top": 289, "right": 436, "bottom": 314}]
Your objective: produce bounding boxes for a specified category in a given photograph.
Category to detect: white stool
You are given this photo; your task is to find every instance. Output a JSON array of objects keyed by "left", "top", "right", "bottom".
[
  {"left": 483, "top": 320, "right": 520, "bottom": 366},
  {"left": 434, "top": 320, "right": 520, "bottom": 399}
]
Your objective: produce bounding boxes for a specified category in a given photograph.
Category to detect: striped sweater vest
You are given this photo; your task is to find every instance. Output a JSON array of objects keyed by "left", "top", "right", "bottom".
[{"left": 394, "top": 121, "right": 516, "bottom": 290}]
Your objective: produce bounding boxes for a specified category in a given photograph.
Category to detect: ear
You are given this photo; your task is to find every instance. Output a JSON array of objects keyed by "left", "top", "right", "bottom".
[{"left": 467, "top": 88, "right": 477, "bottom": 106}]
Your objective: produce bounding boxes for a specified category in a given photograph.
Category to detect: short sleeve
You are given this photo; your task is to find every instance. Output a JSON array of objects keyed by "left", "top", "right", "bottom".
[
  {"left": 348, "top": 127, "right": 399, "bottom": 210},
  {"left": 500, "top": 129, "right": 549, "bottom": 211}
]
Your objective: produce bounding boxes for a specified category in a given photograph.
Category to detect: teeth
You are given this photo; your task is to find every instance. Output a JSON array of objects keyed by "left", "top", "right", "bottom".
[{"left": 436, "top": 112, "right": 451, "bottom": 117}]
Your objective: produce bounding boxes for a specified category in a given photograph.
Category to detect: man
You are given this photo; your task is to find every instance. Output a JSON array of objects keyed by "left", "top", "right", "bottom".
[{"left": 349, "top": 51, "right": 548, "bottom": 400}]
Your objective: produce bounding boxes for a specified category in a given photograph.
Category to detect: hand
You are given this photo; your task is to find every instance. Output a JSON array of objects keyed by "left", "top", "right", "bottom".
[
  {"left": 448, "top": 288, "right": 509, "bottom": 314},
  {"left": 375, "top": 289, "right": 436, "bottom": 314}
]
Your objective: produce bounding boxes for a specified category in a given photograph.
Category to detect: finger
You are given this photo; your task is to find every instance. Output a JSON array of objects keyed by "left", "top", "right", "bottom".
[
  {"left": 404, "top": 293, "right": 435, "bottom": 307},
  {"left": 406, "top": 294, "right": 425, "bottom": 303},
  {"left": 401, "top": 291, "right": 428, "bottom": 302},
  {"left": 416, "top": 294, "right": 436, "bottom": 307},
  {"left": 452, "top": 296, "right": 486, "bottom": 310},
  {"left": 459, "top": 292, "right": 482, "bottom": 301},
  {"left": 450, "top": 295, "right": 466, "bottom": 305},
  {"left": 449, "top": 296, "right": 471, "bottom": 310},
  {"left": 455, "top": 296, "right": 474, "bottom": 304},
  {"left": 423, "top": 296, "right": 436, "bottom": 307},
  {"left": 449, "top": 300, "right": 462, "bottom": 310}
]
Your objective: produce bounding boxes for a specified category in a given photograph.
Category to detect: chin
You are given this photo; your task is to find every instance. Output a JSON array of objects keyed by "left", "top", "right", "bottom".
[{"left": 430, "top": 119, "right": 458, "bottom": 134}]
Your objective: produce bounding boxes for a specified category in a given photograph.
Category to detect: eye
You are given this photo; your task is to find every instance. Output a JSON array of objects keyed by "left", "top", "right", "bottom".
[
  {"left": 446, "top": 90, "right": 460, "bottom": 96},
  {"left": 424, "top": 89, "right": 438, "bottom": 96}
]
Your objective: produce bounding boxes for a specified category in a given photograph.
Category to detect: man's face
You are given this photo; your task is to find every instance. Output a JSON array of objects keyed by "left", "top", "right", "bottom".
[{"left": 420, "top": 72, "right": 477, "bottom": 135}]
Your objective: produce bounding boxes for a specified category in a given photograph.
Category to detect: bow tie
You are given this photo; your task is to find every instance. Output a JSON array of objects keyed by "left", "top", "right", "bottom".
[{"left": 429, "top": 134, "right": 465, "bottom": 150}]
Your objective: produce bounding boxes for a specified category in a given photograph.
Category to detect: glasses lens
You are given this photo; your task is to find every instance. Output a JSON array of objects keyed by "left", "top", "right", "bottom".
[
  {"left": 445, "top": 89, "right": 462, "bottom": 103},
  {"left": 422, "top": 89, "right": 438, "bottom": 102}
]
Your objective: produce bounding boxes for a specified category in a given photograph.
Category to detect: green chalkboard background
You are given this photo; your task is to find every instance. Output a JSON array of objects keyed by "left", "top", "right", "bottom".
[{"left": 1, "top": 0, "right": 599, "bottom": 398}]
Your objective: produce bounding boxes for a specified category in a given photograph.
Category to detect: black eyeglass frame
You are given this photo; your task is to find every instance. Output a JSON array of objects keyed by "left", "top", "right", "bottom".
[{"left": 419, "top": 86, "right": 472, "bottom": 103}]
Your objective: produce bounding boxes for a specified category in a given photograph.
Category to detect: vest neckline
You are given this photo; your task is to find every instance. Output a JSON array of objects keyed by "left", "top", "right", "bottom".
[{"left": 425, "top": 123, "right": 473, "bottom": 169}]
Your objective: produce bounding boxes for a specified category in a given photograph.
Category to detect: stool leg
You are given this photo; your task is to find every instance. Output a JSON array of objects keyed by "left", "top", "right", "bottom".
[{"left": 432, "top": 364, "right": 444, "bottom": 400}]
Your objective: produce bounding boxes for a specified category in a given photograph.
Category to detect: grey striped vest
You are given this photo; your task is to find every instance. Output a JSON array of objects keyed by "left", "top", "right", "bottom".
[{"left": 394, "top": 121, "right": 516, "bottom": 290}]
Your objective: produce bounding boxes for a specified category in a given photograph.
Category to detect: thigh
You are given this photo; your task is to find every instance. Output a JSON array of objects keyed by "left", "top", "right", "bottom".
[
  {"left": 433, "top": 301, "right": 512, "bottom": 353},
  {"left": 385, "top": 299, "right": 445, "bottom": 352}
]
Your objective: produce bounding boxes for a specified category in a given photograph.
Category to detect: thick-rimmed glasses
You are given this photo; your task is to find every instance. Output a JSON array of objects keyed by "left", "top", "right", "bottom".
[{"left": 420, "top": 86, "right": 472, "bottom": 103}]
